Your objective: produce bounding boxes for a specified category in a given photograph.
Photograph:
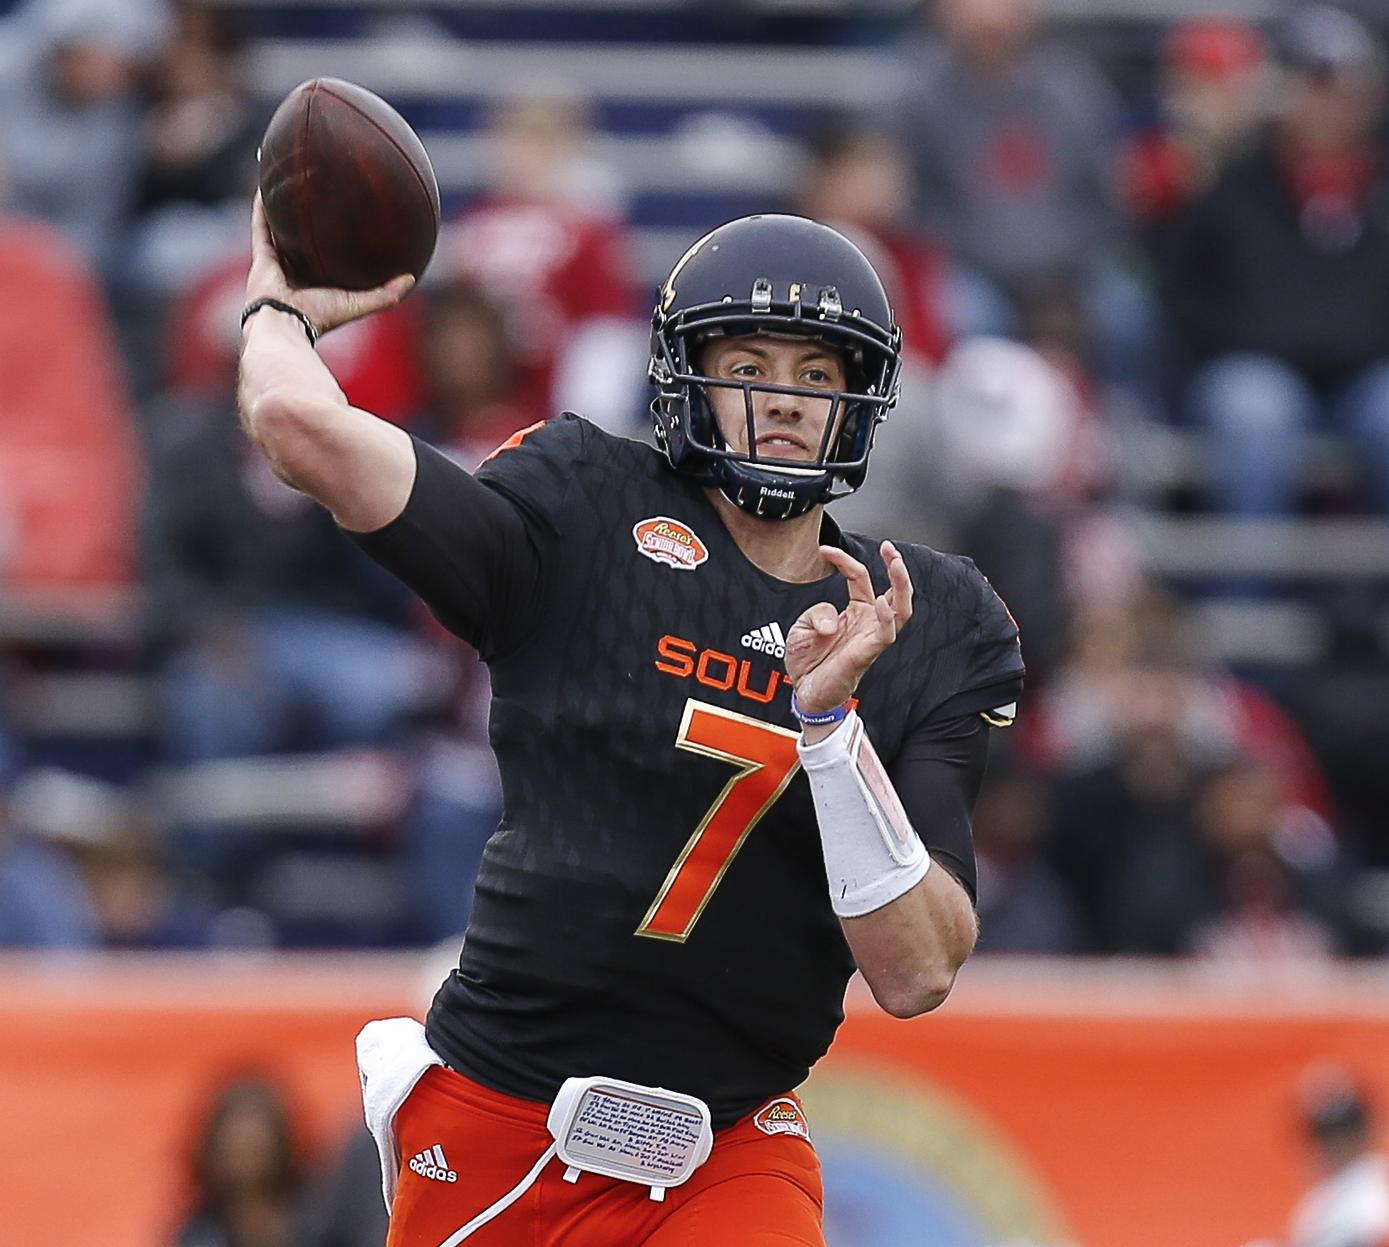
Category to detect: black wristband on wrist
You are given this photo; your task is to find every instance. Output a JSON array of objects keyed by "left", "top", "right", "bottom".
[{"left": 241, "top": 297, "right": 319, "bottom": 346}]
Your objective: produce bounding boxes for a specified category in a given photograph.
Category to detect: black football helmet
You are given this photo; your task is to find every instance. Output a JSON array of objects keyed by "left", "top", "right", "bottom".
[{"left": 649, "top": 214, "right": 902, "bottom": 520}]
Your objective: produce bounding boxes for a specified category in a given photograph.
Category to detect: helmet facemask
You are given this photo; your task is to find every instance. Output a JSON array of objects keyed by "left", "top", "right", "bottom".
[
  {"left": 648, "top": 215, "right": 904, "bottom": 519},
  {"left": 651, "top": 308, "right": 900, "bottom": 520}
]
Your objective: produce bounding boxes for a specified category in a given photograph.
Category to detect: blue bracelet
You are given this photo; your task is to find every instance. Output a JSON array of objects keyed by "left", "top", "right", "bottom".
[{"left": 790, "top": 689, "right": 849, "bottom": 727}]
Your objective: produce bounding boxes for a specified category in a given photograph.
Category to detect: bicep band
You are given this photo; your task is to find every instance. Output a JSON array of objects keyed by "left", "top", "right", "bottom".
[{"left": 796, "top": 710, "right": 930, "bottom": 918}]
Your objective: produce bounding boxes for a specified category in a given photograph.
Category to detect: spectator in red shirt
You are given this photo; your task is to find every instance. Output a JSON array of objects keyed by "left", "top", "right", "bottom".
[
  {"left": 165, "top": 249, "right": 424, "bottom": 427},
  {"left": 416, "top": 278, "right": 546, "bottom": 468},
  {"left": 437, "top": 91, "right": 645, "bottom": 434},
  {"left": 0, "top": 195, "right": 138, "bottom": 590},
  {"left": 1122, "top": 18, "right": 1269, "bottom": 237}
]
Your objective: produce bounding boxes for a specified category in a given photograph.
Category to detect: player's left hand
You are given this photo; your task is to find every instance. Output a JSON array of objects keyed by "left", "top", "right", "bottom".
[{"left": 785, "top": 540, "right": 913, "bottom": 715}]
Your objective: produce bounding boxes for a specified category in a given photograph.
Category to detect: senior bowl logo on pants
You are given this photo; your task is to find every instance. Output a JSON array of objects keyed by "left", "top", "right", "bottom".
[{"left": 752, "top": 1097, "right": 811, "bottom": 1141}]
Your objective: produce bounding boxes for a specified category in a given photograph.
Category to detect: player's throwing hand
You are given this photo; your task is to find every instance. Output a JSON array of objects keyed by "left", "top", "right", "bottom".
[
  {"left": 245, "top": 192, "right": 414, "bottom": 339},
  {"left": 784, "top": 540, "right": 914, "bottom": 714}
]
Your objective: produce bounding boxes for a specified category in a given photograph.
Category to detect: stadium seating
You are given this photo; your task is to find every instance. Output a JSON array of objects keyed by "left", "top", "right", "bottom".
[{"left": 4, "top": 0, "right": 1388, "bottom": 952}]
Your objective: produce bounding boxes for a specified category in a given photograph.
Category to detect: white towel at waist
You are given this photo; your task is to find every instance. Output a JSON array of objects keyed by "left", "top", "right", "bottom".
[{"left": 356, "top": 1016, "right": 444, "bottom": 1211}]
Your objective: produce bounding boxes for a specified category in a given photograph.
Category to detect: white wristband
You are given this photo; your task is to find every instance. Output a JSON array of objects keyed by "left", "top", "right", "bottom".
[{"left": 797, "top": 710, "right": 930, "bottom": 918}]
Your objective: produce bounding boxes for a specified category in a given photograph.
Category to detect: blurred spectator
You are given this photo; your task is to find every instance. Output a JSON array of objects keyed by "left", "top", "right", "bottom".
[
  {"left": 1167, "top": 5, "right": 1389, "bottom": 515},
  {"left": 0, "top": 204, "right": 139, "bottom": 588},
  {"left": 1122, "top": 19, "right": 1269, "bottom": 241},
  {"left": 0, "top": 742, "right": 100, "bottom": 948},
  {"left": 438, "top": 90, "right": 645, "bottom": 432},
  {"left": 930, "top": 336, "right": 1097, "bottom": 676},
  {"left": 417, "top": 279, "right": 546, "bottom": 461},
  {"left": 1112, "top": 756, "right": 1351, "bottom": 958},
  {"left": 73, "top": 819, "right": 214, "bottom": 948},
  {"left": 141, "top": 392, "right": 442, "bottom": 739},
  {"left": 296, "top": 1125, "right": 388, "bottom": 1247},
  {"left": 0, "top": 0, "right": 166, "bottom": 276},
  {"left": 140, "top": 385, "right": 446, "bottom": 877},
  {"left": 791, "top": 121, "right": 951, "bottom": 539},
  {"left": 1034, "top": 588, "right": 1338, "bottom": 950},
  {"left": 1048, "top": 679, "right": 1211, "bottom": 951},
  {"left": 142, "top": 262, "right": 438, "bottom": 769},
  {"left": 396, "top": 281, "right": 527, "bottom": 942},
  {"left": 1035, "top": 590, "right": 1335, "bottom": 816},
  {"left": 972, "top": 753, "right": 1084, "bottom": 954},
  {"left": 173, "top": 1076, "right": 304, "bottom": 1247},
  {"left": 1, "top": 765, "right": 216, "bottom": 948},
  {"left": 895, "top": 0, "right": 1157, "bottom": 392},
  {"left": 147, "top": 280, "right": 507, "bottom": 936},
  {"left": 794, "top": 121, "right": 950, "bottom": 369},
  {"left": 123, "top": 1, "right": 259, "bottom": 297},
  {"left": 1286, "top": 1067, "right": 1389, "bottom": 1247},
  {"left": 165, "top": 251, "right": 424, "bottom": 424}
]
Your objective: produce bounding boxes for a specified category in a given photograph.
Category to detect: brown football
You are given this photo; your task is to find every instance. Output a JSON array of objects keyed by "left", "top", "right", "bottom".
[{"left": 258, "top": 77, "right": 440, "bottom": 291}]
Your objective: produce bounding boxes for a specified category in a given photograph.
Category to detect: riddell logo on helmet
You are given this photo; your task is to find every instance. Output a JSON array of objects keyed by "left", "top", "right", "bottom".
[
  {"left": 752, "top": 1098, "right": 811, "bottom": 1141},
  {"left": 633, "top": 517, "right": 709, "bottom": 571},
  {"left": 759, "top": 486, "right": 796, "bottom": 500}
]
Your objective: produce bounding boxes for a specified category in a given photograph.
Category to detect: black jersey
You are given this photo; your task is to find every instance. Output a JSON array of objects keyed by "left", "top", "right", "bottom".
[{"left": 351, "top": 414, "right": 1023, "bottom": 1127}]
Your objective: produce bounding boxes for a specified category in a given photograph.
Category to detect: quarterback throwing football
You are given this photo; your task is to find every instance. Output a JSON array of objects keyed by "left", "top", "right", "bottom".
[{"left": 239, "top": 197, "right": 1022, "bottom": 1246}]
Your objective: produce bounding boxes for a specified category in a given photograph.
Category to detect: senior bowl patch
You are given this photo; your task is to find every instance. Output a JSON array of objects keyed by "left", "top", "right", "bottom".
[
  {"left": 633, "top": 516, "right": 709, "bottom": 571},
  {"left": 753, "top": 1097, "right": 811, "bottom": 1141}
]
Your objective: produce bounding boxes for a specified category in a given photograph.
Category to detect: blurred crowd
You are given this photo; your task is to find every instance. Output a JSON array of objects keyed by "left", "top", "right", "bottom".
[
  {"left": 160, "top": 1058, "right": 1389, "bottom": 1247},
  {"left": 162, "top": 1071, "right": 385, "bottom": 1247},
  {"left": 3, "top": 0, "right": 1389, "bottom": 961}
]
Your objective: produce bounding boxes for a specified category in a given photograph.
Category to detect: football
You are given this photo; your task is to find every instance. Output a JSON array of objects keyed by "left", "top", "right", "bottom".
[{"left": 258, "top": 77, "right": 440, "bottom": 291}]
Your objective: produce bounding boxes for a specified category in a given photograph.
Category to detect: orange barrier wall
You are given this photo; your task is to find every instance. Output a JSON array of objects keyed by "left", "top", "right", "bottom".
[{"left": 3, "top": 955, "right": 1388, "bottom": 1247}]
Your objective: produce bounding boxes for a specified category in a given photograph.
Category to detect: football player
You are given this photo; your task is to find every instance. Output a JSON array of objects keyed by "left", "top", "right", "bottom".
[{"left": 239, "top": 200, "right": 1023, "bottom": 1246}]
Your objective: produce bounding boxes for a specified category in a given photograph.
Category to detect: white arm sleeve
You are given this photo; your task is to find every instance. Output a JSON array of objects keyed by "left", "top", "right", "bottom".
[{"left": 797, "top": 711, "right": 931, "bottom": 918}]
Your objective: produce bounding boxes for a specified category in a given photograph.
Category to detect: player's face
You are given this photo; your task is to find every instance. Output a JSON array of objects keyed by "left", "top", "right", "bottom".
[{"left": 701, "top": 334, "right": 849, "bottom": 464}]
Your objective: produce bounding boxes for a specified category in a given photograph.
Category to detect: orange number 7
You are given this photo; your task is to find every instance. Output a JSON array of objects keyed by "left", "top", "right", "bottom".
[{"left": 636, "top": 698, "right": 802, "bottom": 942}]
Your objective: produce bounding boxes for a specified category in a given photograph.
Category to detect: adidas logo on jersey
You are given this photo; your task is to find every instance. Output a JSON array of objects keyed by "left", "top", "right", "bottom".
[
  {"left": 741, "top": 621, "right": 786, "bottom": 659},
  {"left": 408, "top": 1144, "right": 458, "bottom": 1183}
]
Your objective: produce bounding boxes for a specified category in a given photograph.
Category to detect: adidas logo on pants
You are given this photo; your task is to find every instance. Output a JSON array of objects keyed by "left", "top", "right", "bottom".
[{"left": 409, "top": 1143, "right": 458, "bottom": 1183}]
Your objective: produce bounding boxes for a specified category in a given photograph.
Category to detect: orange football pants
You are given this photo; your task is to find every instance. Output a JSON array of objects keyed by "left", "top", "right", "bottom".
[{"left": 387, "top": 1065, "right": 825, "bottom": 1246}]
